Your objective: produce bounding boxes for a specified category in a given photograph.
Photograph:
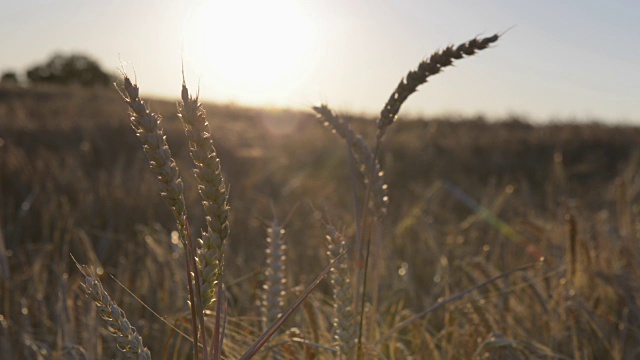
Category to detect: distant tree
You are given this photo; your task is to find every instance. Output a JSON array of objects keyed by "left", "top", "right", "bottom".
[
  {"left": 26, "top": 53, "right": 115, "bottom": 87},
  {"left": 0, "top": 71, "right": 19, "bottom": 85}
]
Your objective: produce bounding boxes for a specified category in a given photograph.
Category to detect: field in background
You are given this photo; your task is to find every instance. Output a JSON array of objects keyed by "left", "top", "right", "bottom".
[{"left": 2, "top": 84, "right": 640, "bottom": 358}]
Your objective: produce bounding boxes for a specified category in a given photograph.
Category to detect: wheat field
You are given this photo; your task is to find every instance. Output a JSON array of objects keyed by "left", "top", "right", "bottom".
[{"left": 1, "top": 34, "right": 640, "bottom": 359}]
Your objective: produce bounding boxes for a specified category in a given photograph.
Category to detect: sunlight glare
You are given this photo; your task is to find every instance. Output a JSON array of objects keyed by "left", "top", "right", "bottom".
[{"left": 183, "top": 0, "right": 320, "bottom": 106}]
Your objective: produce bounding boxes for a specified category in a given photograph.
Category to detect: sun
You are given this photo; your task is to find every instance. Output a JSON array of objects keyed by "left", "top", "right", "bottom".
[{"left": 183, "top": 0, "right": 320, "bottom": 106}]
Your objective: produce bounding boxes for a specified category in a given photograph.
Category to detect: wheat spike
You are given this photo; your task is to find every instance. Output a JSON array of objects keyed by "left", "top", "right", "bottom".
[
  {"left": 179, "top": 83, "right": 230, "bottom": 309},
  {"left": 261, "top": 220, "right": 288, "bottom": 331},
  {"left": 122, "top": 76, "right": 189, "bottom": 242},
  {"left": 77, "top": 264, "right": 151, "bottom": 360},
  {"left": 313, "top": 104, "right": 388, "bottom": 218},
  {"left": 326, "top": 226, "right": 356, "bottom": 358},
  {"left": 378, "top": 34, "right": 500, "bottom": 139}
]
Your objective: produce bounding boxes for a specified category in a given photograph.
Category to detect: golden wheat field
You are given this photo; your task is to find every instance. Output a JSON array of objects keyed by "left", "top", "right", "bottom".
[{"left": 2, "top": 36, "right": 640, "bottom": 359}]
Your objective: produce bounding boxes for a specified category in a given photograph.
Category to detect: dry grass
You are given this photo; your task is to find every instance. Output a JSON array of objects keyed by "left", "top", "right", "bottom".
[{"left": 1, "top": 33, "right": 640, "bottom": 359}]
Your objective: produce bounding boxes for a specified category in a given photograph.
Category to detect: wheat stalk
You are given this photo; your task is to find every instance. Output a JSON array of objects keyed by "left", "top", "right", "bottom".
[
  {"left": 314, "top": 34, "right": 501, "bottom": 359},
  {"left": 121, "top": 76, "right": 208, "bottom": 359},
  {"left": 178, "top": 83, "right": 230, "bottom": 309}
]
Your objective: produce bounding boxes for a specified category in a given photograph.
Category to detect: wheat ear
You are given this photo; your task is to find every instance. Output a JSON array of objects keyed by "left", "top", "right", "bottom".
[
  {"left": 76, "top": 264, "right": 151, "bottom": 360},
  {"left": 261, "top": 220, "right": 287, "bottom": 331},
  {"left": 377, "top": 34, "right": 500, "bottom": 139},
  {"left": 326, "top": 226, "right": 356, "bottom": 358},
  {"left": 122, "top": 77, "right": 189, "bottom": 239},
  {"left": 312, "top": 105, "right": 388, "bottom": 218},
  {"left": 178, "top": 83, "right": 230, "bottom": 309}
]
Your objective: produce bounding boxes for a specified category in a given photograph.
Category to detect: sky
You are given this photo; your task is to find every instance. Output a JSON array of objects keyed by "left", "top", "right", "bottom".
[{"left": 1, "top": 0, "right": 638, "bottom": 123}]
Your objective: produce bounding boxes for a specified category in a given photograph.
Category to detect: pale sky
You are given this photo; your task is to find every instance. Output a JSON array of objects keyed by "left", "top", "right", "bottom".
[{"left": 1, "top": 0, "right": 638, "bottom": 122}]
